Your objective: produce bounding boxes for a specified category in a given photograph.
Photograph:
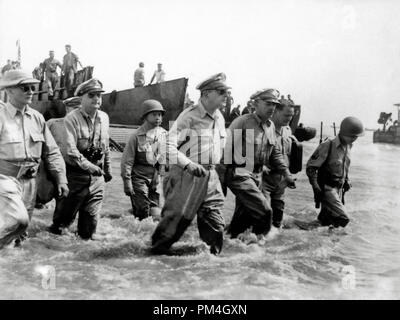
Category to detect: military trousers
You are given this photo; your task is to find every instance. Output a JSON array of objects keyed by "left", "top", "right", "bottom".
[
  {"left": 130, "top": 172, "right": 160, "bottom": 220},
  {"left": 45, "top": 72, "right": 58, "bottom": 96},
  {"left": 0, "top": 175, "right": 29, "bottom": 248},
  {"left": 319, "top": 185, "right": 349, "bottom": 228},
  {"left": 225, "top": 167, "right": 272, "bottom": 238},
  {"left": 64, "top": 68, "right": 75, "bottom": 96},
  {"left": 151, "top": 164, "right": 225, "bottom": 254},
  {"left": 261, "top": 172, "right": 286, "bottom": 228},
  {"left": 52, "top": 170, "right": 105, "bottom": 239}
]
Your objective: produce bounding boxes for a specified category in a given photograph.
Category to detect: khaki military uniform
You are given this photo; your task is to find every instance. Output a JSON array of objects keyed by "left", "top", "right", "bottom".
[
  {"left": 220, "top": 113, "right": 289, "bottom": 237},
  {"left": 42, "top": 57, "right": 62, "bottom": 96},
  {"left": 0, "top": 102, "right": 67, "bottom": 244},
  {"left": 261, "top": 125, "right": 293, "bottom": 228},
  {"left": 52, "top": 108, "right": 111, "bottom": 239},
  {"left": 306, "top": 136, "right": 351, "bottom": 227},
  {"left": 151, "top": 101, "right": 226, "bottom": 253},
  {"left": 121, "top": 124, "right": 167, "bottom": 219}
]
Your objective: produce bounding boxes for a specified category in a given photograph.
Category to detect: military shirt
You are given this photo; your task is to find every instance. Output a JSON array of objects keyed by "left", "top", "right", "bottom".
[
  {"left": 0, "top": 102, "right": 67, "bottom": 184},
  {"left": 134, "top": 67, "right": 145, "bottom": 86},
  {"left": 121, "top": 123, "right": 167, "bottom": 181},
  {"left": 306, "top": 135, "right": 351, "bottom": 184},
  {"left": 42, "top": 57, "right": 62, "bottom": 76},
  {"left": 270, "top": 125, "right": 293, "bottom": 172},
  {"left": 224, "top": 113, "right": 288, "bottom": 173},
  {"left": 63, "top": 108, "right": 111, "bottom": 174},
  {"left": 167, "top": 101, "right": 226, "bottom": 168},
  {"left": 62, "top": 52, "right": 79, "bottom": 72},
  {"left": 47, "top": 118, "right": 67, "bottom": 150}
]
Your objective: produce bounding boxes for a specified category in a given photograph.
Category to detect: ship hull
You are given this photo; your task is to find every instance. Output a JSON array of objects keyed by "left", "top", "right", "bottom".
[{"left": 373, "top": 127, "right": 400, "bottom": 144}]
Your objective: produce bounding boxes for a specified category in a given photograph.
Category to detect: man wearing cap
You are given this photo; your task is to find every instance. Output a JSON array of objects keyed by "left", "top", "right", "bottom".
[
  {"left": 48, "top": 78, "right": 112, "bottom": 239},
  {"left": 0, "top": 70, "right": 69, "bottom": 246},
  {"left": 62, "top": 44, "right": 82, "bottom": 96},
  {"left": 149, "top": 63, "right": 166, "bottom": 85},
  {"left": 121, "top": 99, "right": 167, "bottom": 220},
  {"left": 42, "top": 51, "right": 62, "bottom": 98},
  {"left": 306, "top": 116, "right": 364, "bottom": 228},
  {"left": 151, "top": 72, "right": 230, "bottom": 255},
  {"left": 220, "top": 89, "right": 296, "bottom": 240},
  {"left": 261, "top": 99, "right": 297, "bottom": 230},
  {"left": 134, "top": 62, "right": 145, "bottom": 88}
]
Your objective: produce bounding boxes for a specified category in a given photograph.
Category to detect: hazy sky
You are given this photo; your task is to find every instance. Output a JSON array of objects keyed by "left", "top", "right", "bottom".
[{"left": 1, "top": 0, "right": 400, "bottom": 128}]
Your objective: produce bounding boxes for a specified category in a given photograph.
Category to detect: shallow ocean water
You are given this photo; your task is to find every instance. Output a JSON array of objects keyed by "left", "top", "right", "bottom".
[{"left": 0, "top": 131, "right": 399, "bottom": 299}]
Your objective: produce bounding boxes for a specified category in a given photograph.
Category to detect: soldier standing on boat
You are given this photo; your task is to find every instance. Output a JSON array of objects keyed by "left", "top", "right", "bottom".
[
  {"left": 151, "top": 73, "right": 230, "bottom": 255},
  {"left": 0, "top": 70, "right": 69, "bottom": 246},
  {"left": 133, "top": 62, "right": 145, "bottom": 88},
  {"left": 261, "top": 99, "right": 298, "bottom": 230},
  {"left": 62, "top": 44, "right": 82, "bottom": 96},
  {"left": 149, "top": 63, "right": 166, "bottom": 85},
  {"left": 48, "top": 78, "right": 112, "bottom": 239},
  {"left": 120, "top": 99, "right": 167, "bottom": 220},
  {"left": 220, "top": 89, "right": 295, "bottom": 240},
  {"left": 306, "top": 116, "right": 364, "bottom": 228},
  {"left": 42, "top": 50, "right": 62, "bottom": 99}
]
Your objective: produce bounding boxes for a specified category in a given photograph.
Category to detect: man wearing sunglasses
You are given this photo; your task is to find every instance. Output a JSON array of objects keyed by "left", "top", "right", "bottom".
[
  {"left": 220, "top": 89, "right": 295, "bottom": 242},
  {"left": 48, "top": 78, "right": 112, "bottom": 240},
  {"left": 152, "top": 73, "right": 229, "bottom": 255},
  {"left": 0, "top": 70, "right": 69, "bottom": 247}
]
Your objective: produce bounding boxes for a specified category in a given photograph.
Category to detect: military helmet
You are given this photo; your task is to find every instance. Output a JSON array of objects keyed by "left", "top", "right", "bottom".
[
  {"left": 340, "top": 116, "right": 364, "bottom": 137},
  {"left": 141, "top": 99, "right": 165, "bottom": 118}
]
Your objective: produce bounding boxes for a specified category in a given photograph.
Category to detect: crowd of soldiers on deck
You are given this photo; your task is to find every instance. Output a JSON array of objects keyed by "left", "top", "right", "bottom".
[{"left": 0, "top": 64, "right": 365, "bottom": 253}]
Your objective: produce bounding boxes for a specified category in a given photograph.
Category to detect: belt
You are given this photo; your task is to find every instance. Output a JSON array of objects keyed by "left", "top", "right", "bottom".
[
  {"left": 0, "top": 159, "right": 39, "bottom": 179},
  {"left": 201, "top": 164, "right": 216, "bottom": 170}
]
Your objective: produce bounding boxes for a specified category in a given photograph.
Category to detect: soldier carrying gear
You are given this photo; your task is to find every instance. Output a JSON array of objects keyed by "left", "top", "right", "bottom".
[
  {"left": 121, "top": 99, "right": 167, "bottom": 220},
  {"left": 306, "top": 116, "right": 364, "bottom": 228}
]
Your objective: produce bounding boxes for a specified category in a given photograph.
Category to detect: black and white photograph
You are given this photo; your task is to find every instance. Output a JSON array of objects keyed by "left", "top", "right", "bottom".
[{"left": 0, "top": 0, "right": 399, "bottom": 304}]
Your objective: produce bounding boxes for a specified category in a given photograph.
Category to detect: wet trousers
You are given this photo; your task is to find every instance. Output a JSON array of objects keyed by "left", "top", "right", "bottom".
[
  {"left": 130, "top": 173, "right": 160, "bottom": 220},
  {"left": 152, "top": 165, "right": 225, "bottom": 254},
  {"left": 319, "top": 185, "right": 349, "bottom": 227},
  {"left": 0, "top": 175, "right": 29, "bottom": 248},
  {"left": 261, "top": 172, "right": 286, "bottom": 228},
  {"left": 52, "top": 170, "right": 104, "bottom": 239},
  {"left": 225, "top": 167, "right": 272, "bottom": 238}
]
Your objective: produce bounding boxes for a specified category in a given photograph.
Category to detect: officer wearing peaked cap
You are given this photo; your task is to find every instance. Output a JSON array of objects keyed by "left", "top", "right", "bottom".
[
  {"left": 74, "top": 78, "right": 104, "bottom": 96},
  {"left": 48, "top": 77, "right": 112, "bottom": 240},
  {"left": 121, "top": 99, "right": 167, "bottom": 220},
  {"left": 152, "top": 73, "right": 230, "bottom": 255},
  {"left": 0, "top": 70, "right": 68, "bottom": 247},
  {"left": 306, "top": 116, "right": 364, "bottom": 228},
  {"left": 219, "top": 88, "right": 296, "bottom": 240}
]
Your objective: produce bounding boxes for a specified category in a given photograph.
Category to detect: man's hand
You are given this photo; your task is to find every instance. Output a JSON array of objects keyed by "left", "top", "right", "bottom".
[
  {"left": 57, "top": 183, "right": 69, "bottom": 198},
  {"left": 312, "top": 184, "right": 323, "bottom": 208},
  {"left": 262, "top": 165, "right": 270, "bottom": 176},
  {"left": 184, "top": 163, "right": 207, "bottom": 177},
  {"left": 88, "top": 164, "right": 103, "bottom": 176},
  {"left": 343, "top": 180, "right": 351, "bottom": 192},
  {"left": 123, "top": 182, "right": 134, "bottom": 197},
  {"left": 284, "top": 174, "right": 297, "bottom": 189},
  {"left": 104, "top": 172, "right": 113, "bottom": 183}
]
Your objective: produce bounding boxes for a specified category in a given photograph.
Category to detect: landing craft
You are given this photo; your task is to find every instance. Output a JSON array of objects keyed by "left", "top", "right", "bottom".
[
  {"left": 373, "top": 104, "right": 400, "bottom": 144},
  {"left": 1, "top": 66, "right": 316, "bottom": 146}
]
